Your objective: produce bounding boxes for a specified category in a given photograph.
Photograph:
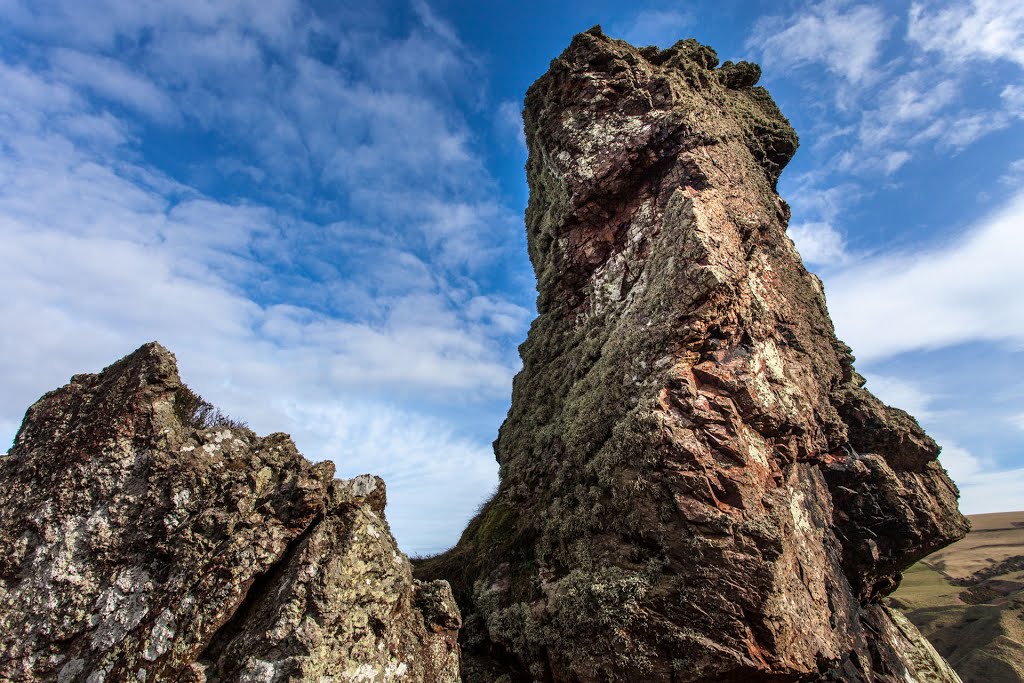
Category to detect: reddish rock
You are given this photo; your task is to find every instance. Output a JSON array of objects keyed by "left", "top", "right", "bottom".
[{"left": 418, "top": 27, "right": 967, "bottom": 682}]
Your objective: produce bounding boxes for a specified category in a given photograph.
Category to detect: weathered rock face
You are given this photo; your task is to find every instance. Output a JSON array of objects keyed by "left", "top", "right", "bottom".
[
  {"left": 418, "top": 27, "right": 968, "bottom": 682},
  {"left": 0, "top": 343, "right": 460, "bottom": 683}
]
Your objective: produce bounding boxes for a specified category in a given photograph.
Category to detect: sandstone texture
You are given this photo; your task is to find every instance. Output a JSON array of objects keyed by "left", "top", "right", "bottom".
[
  {"left": 0, "top": 342, "right": 460, "bottom": 683},
  {"left": 418, "top": 27, "right": 969, "bottom": 682}
]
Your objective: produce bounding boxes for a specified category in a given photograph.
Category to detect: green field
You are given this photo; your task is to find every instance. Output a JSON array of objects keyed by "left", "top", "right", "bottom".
[{"left": 890, "top": 511, "right": 1024, "bottom": 683}]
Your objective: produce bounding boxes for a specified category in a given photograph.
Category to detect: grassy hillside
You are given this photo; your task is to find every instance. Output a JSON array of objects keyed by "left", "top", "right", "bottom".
[{"left": 890, "top": 511, "right": 1024, "bottom": 682}]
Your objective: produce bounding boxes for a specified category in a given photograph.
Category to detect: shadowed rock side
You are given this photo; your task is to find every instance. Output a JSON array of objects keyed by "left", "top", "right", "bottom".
[
  {"left": 417, "top": 27, "right": 968, "bottom": 682},
  {"left": 0, "top": 343, "right": 461, "bottom": 683}
]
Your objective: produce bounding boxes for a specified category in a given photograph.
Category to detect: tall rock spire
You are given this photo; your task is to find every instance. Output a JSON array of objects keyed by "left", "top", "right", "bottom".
[{"left": 420, "top": 26, "right": 967, "bottom": 682}]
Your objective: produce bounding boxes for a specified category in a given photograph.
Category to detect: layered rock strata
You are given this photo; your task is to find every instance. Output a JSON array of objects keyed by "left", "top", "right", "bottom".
[
  {"left": 0, "top": 343, "right": 460, "bottom": 683},
  {"left": 418, "top": 27, "right": 968, "bottom": 682}
]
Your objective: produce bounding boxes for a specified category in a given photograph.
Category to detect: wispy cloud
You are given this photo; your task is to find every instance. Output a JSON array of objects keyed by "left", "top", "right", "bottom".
[
  {"left": 0, "top": 0, "right": 531, "bottom": 554},
  {"left": 747, "top": 1, "right": 891, "bottom": 85},
  {"left": 937, "top": 442, "right": 1024, "bottom": 514},
  {"left": 49, "top": 48, "right": 180, "bottom": 124},
  {"left": 753, "top": 1, "right": 1024, "bottom": 185},
  {"left": 495, "top": 100, "right": 526, "bottom": 151},
  {"left": 787, "top": 221, "right": 848, "bottom": 266},
  {"left": 613, "top": 8, "right": 693, "bottom": 48},
  {"left": 825, "top": 190, "right": 1024, "bottom": 362},
  {"left": 908, "top": 0, "right": 1024, "bottom": 68},
  {"left": 1001, "top": 158, "right": 1024, "bottom": 185}
]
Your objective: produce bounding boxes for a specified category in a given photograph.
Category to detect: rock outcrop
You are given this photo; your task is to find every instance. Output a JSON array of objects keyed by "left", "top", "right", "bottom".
[
  {"left": 0, "top": 343, "right": 461, "bottom": 683},
  {"left": 418, "top": 27, "right": 969, "bottom": 682}
]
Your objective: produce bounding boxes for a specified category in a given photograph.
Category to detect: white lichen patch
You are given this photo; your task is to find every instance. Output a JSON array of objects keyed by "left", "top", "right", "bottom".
[
  {"left": 89, "top": 568, "right": 153, "bottom": 650},
  {"left": 789, "top": 490, "right": 813, "bottom": 535},
  {"left": 343, "top": 660, "right": 409, "bottom": 683},
  {"left": 239, "top": 658, "right": 277, "bottom": 683},
  {"left": 172, "top": 489, "right": 191, "bottom": 508},
  {"left": 345, "top": 475, "right": 379, "bottom": 499},
  {"left": 756, "top": 338, "right": 786, "bottom": 382},
  {"left": 58, "top": 658, "right": 84, "bottom": 683},
  {"left": 142, "top": 608, "right": 176, "bottom": 661}
]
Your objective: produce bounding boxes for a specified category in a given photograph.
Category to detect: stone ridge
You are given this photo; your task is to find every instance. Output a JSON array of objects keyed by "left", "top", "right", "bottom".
[
  {"left": 0, "top": 342, "right": 461, "bottom": 683},
  {"left": 417, "top": 26, "right": 968, "bottom": 682}
]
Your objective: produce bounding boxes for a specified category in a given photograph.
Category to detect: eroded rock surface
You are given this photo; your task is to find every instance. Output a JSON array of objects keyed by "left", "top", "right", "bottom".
[
  {"left": 0, "top": 342, "right": 460, "bottom": 683},
  {"left": 418, "top": 27, "right": 968, "bottom": 682}
]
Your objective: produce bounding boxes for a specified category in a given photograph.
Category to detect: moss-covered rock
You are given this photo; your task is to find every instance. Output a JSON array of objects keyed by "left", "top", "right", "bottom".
[
  {"left": 0, "top": 343, "right": 461, "bottom": 682},
  {"left": 418, "top": 26, "right": 967, "bottom": 683}
]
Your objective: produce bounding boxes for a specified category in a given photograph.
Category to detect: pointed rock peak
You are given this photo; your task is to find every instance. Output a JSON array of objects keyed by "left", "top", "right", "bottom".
[
  {"left": 11, "top": 342, "right": 183, "bottom": 456},
  {"left": 523, "top": 28, "right": 797, "bottom": 314},
  {"left": 0, "top": 344, "right": 461, "bottom": 682}
]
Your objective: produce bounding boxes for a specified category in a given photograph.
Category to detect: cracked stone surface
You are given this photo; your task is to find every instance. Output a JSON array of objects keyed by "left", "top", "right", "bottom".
[
  {"left": 0, "top": 342, "right": 460, "bottom": 683},
  {"left": 417, "top": 26, "right": 968, "bottom": 683}
]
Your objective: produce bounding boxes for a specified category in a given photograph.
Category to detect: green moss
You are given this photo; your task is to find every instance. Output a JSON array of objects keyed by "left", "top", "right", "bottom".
[
  {"left": 476, "top": 567, "right": 658, "bottom": 681},
  {"left": 474, "top": 502, "right": 517, "bottom": 547}
]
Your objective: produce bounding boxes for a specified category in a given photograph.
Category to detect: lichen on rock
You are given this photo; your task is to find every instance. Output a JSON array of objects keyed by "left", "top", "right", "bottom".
[
  {"left": 417, "top": 26, "right": 967, "bottom": 682},
  {"left": 0, "top": 342, "right": 460, "bottom": 683}
]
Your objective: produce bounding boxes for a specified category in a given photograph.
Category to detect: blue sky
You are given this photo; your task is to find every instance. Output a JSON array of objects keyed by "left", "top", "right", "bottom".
[{"left": 0, "top": 0, "right": 1021, "bottom": 554}]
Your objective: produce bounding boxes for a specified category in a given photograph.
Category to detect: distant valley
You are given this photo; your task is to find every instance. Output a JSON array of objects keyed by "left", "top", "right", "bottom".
[{"left": 892, "top": 511, "right": 1024, "bottom": 682}]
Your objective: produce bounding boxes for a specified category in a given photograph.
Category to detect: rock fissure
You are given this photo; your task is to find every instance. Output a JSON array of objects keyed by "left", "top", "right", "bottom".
[{"left": 188, "top": 506, "right": 329, "bottom": 678}]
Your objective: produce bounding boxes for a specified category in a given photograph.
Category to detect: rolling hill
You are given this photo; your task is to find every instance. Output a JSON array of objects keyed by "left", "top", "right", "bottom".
[{"left": 891, "top": 511, "right": 1024, "bottom": 682}]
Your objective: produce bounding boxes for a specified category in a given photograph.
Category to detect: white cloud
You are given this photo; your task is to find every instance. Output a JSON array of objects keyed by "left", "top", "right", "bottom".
[
  {"left": 50, "top": 48, "right": 179, "bottom": 123},
  {"left": 282, "top": 400, "right": 497, "bottom": 555},
  {"left": 861, "top": 374, "right": 937, "bottom": 421},
  {"left": 1000, "top": 158, "right": 1024, "bottom": 185},
  {"left": 496, "top": 99, "right": 526, "bottom": 151},
  {"left": 614, "top": 9, "right": 693, "bottom": 48},
  {"left": 0, "top": 0, "right": 304, "bottom": 50},
  {"left": 853, "top": 72, "right": 958, "bottom": 147},
  {"left": 747, "top": 1, "right": 891, "bottom": 84},
  {"left": 0, "top": 2, "right": 532, "bottom": 555},
  {"left": 411, "top": 0, "right": 462, "bottom": 48},
  {"left": 909, "top": 0, "right": 1024, "bottom": 68},
  {"left": 755, "top": 2, "right": 1023, "bottom": 182},
  {"left": 824, "top": 190, "right": 1024, "bottom": 362},
  {"left": 938, "top": 442, "right": 1024, "bottom": 515},
  {"left": 1004, "top": 84, "right": 1024, "bottom": 116},
  {"left": 788, "top": 221, "right": 848, "bottom": 265},
  {"left": 836, "top": 69, "right": 1013, "bottom": 174}
]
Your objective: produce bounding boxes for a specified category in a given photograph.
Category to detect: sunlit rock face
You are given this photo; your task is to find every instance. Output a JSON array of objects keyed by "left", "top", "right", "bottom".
[
  {"left": 418, "top": 26, "right": 967, "bottom": 682},
  {"left": 0, "top": 342, "right": 461, "bottom": 683}
]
